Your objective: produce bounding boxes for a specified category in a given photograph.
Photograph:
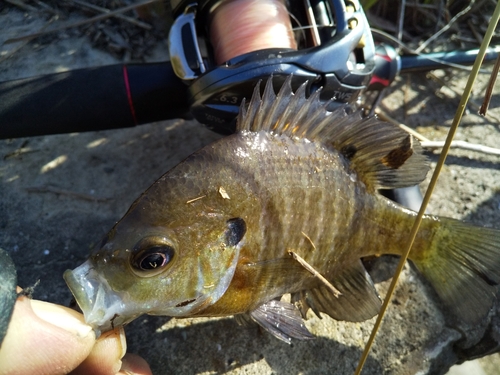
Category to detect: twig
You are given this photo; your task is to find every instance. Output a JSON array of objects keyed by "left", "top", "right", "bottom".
[
  {"left": 479, "top": 53, "right": 500, "bottom": 116},
  {"left": 421, "top": 140, "right": 500, "bottom": 156},
  {"left": 377, "top": 111, "right": 500, "bottom": 156},
  {"left": 376, "top": 111, "right": 431, "bottom": 143},
  {"left": 370, "top": 28, "right": 494, "bottom": 72},
  {"left": 288, "top": 251, "right": 341, "bottom": 298},
  {"left": 25, "top": 186, "right": 111, "bottom": 202},
  {"left": 356, "top": 2, "right": 500, "bottom": 372},
  {"left": 396, "top": 0, "right": 405, "bottom": 53},
  {"left": 403, "top": 74, "right": 410, "bottom": 121},
  {"left": 186, "top": 195, "right": 206, "bottom": 204},
  {"left": 5, "top": 0, "right": 38, "bottom": 12},
  {"left": 415, "top": 0, "right": 475, "bottom": 53},
  {"left": 467, "top": 18, "right": 484, "bottom": 45},
  {"left": 434, "top": 0, "right": 445, "bottom": 35},
  {"left": 366, "top": 17, "right": 413, "bottom": 44},
  {"left": 428, "top": 72, "right": 500, "bottom": 123},
  {"left": 0, "top": 16, "right": 56, "bottom": 63},
  {"left": 301, "top": 231, "right": 316, "bottom": 250},
  {"left": 34, "top": 1, "right": 61, "bottom": 16},
  {"left": 17, "top": 280, "right": 40, "bottom": 298},
  {"left": 68, "top": 0, "right": 152, "bottom": 30},
  {"left": 4, "top": 0, "right": 159, "bottom": 44},
  {"left": 3, "top": 147, "right": 38, "bottom": 160}
]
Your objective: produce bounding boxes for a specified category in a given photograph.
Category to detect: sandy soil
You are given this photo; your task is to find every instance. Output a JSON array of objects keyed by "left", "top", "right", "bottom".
[{"left": 1, "top": 3, "right": 500, "bottom": 375}]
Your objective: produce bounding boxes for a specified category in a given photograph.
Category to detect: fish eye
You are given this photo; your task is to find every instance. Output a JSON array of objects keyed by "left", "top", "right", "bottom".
[
  {"left": 136, "top": 247, "right": 173, "bottom": 270},
  {"left": 131, "top": 237, "right": 175, "bottom": 277}
]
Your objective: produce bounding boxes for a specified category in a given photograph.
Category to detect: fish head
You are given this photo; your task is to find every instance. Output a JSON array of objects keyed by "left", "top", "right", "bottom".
[{"left": 64, "top": 149, "right": 252, "bottom": 334}]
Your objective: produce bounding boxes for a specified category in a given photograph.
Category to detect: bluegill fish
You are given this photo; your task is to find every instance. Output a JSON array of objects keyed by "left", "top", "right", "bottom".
[{"left": 64, "top": 77, "right": 500, "bottom": 343}]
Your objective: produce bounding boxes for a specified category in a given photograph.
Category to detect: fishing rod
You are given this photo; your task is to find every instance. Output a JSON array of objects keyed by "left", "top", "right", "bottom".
[{"left": 0, "top": 0, "right": 497, "bottom": 139}]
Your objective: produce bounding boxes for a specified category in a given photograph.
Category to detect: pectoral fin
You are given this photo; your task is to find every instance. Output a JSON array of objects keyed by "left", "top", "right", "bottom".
[
  {"left": 235, "top": 300, "right": 314, "bottom": 344},
  {"left": 305, "top": 260, "right": 382, "bottom": 322}
]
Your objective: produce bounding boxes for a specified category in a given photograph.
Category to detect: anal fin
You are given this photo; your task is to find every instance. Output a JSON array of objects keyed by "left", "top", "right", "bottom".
[{"left": 305, "top": 260, "right": 382, "bottom": 322}]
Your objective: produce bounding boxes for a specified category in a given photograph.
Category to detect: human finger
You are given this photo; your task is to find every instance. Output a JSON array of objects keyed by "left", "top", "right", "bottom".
[
  {"left": 118, "top": 353, "right": 153, "bottom": 375},
  {"left": 0, "top": 296, "right": 95, "bottom": 375},
  {"left": 69, "top": 326, "right": 126, "bottom": 375},
  {"left": 70, "top": 328, "right": 152, "bottom": 375}
]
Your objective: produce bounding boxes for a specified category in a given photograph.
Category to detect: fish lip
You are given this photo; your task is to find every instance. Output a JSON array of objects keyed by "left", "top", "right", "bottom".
[{"left": 64, "top": 260, "right": 132, "bottom": 335}]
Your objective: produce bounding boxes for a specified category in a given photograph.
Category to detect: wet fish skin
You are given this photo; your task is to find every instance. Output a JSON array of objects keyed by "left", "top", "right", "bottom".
[{"left": 64, "top": 76, "right": 500, "bottom": 342}]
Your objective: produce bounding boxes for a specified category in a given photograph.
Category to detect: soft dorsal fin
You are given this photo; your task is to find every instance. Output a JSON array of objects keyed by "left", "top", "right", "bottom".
[
  {"left": 237, "top": 76, "right": 429, "bottom": 192},
  {"left": 303, "top": 260, "right": 382, "bottom": 322}
]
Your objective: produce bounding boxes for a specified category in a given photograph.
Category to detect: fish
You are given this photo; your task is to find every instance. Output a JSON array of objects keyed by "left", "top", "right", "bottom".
[{"left": 64, "top": 76, "right": 500, "bottom": 343}]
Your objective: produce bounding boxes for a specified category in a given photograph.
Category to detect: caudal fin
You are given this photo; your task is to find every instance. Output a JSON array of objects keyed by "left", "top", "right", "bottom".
[{"left": 412, "top": 218, "right": 500, "bottom": 325}]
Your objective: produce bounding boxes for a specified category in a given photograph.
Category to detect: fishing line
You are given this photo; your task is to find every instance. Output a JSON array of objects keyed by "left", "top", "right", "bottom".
[
  {"left": 354, "top": 2, "right": 500, "bottom": 374},
  {"left": 209, "top": 0, "right": 297, "bottom": 64}
]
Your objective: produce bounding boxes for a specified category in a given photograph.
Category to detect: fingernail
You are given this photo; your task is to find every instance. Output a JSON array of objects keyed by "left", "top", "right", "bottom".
[
  {"left": 101, "top": 326, "right": 127, "bottom": 359},
  {"left": 120, "top": 353, "right": 152, "bottom": 375},
  {"left": 118, "top": 326, "right": 127, "bottom": 358},
  {"left": 31, "top": 299, "right": 94, "bottom": 338}
]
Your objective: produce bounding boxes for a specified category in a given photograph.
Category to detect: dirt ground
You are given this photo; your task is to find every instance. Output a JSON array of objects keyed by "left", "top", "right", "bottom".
[{"left": 1, "top": 2, "right": 500, "bottom": 375}]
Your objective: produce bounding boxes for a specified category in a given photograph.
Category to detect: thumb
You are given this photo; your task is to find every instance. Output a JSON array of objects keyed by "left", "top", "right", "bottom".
[{"left": 0, "top": 295, "right": 95, "bottom": 375}]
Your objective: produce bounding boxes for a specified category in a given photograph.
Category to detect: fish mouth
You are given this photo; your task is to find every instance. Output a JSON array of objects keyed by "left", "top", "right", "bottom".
[{"left": 64, "top": 261, "right": 139, "bottom": 335}]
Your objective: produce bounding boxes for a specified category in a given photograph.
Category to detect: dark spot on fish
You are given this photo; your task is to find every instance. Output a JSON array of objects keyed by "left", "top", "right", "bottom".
[
  {"left": 176, "top": 299, "right": 196, "bottom": 307},
  {"left": 226, "top": 218, "right": 247, "bottom": 247},
  {"left": 381, "top": 135, "right": 414, "bottom": 169},
  {"left": 340, "top": 144, "right": 357, "bottom": 160}
]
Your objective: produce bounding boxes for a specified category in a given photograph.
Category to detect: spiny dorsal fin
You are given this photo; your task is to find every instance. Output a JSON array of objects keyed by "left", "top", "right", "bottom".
[{"left": 237, "top": 76, "right": 429, "bottom": 192}]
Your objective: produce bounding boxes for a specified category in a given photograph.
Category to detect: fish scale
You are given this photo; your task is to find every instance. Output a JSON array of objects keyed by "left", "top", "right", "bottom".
[
  {"left": 239, "top": 135, "right": 331, "bottom": 249},
  {"left": 247, "top": 133, "right": 358, "bottom": 265}
]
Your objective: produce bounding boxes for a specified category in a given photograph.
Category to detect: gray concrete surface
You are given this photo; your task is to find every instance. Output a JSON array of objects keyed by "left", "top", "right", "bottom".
[{"left": 1, "top": 6, "right": 500, "bottom": 375}]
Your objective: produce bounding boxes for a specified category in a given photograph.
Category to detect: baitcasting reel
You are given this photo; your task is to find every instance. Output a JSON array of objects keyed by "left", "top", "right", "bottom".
[{"left": 167, "top": 0, "right": 376, "bottom": 134}]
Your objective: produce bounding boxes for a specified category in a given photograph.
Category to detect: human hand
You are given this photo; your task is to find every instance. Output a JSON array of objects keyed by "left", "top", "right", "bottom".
[{"left": 0, "top": 289, "right": 152, "bottom": 375}]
